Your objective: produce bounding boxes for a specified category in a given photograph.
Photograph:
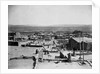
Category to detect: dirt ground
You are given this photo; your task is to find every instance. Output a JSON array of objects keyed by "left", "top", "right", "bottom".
[{"left": 8, "top": 46, "right": 92, "bottom": 69}]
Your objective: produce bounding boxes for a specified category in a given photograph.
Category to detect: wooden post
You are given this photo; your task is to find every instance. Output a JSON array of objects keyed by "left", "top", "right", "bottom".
[
  {"left": 79, "top": 34, "right": 82, "bottom": 60},
  {"left": 82, "top": 37, "right": 85, "bottom": 64}
]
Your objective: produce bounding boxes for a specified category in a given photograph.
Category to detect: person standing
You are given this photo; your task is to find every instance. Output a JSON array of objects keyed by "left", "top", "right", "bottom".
[
  {"left": 35, "top": 49, "right": 38, "bottom": 54},
  {"left": 32, "top": 56, "right": 36, "bottom": 69},
  {"left": 67, "top": 53, "right": 71, "bottom": 62},
  {"left": 38, "top": 49, "right": 43, "bottom": 62}
]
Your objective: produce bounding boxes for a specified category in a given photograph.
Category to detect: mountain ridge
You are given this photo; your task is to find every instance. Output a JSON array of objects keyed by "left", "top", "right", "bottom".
[{"left": 8, "top": 24, "right": 92, "bottom": 33}]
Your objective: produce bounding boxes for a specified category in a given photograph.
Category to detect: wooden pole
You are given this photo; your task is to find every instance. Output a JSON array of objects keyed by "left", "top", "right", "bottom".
[
  {"left": 82, "top": 36, "right": 85, "bottom": 64},
  {"left": 79, "top": 34, "right": 82, "bottom": 60}
]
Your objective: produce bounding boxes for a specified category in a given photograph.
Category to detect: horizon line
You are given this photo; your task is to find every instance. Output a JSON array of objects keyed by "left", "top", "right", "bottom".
[{"left": 8, "top": 24, "right": 92, "bottom": 27}]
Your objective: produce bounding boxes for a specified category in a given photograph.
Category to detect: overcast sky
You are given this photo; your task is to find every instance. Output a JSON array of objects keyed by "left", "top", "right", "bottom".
[{"left": 8, "top": 5, "right": 92, "bottom": 26}]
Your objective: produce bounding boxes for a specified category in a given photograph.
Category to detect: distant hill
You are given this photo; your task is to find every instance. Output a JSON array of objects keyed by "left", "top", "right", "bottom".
[{"left": 8, "top": 24, "right": 92, "bottom": 33}]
